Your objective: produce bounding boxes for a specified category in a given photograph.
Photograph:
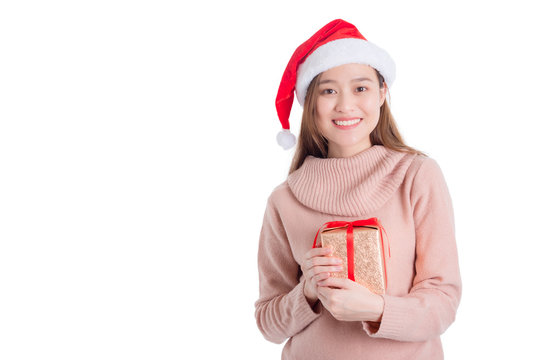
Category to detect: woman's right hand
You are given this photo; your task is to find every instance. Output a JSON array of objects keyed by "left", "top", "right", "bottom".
[{"left": 301, "top": 246, "right": 343, "bottom": 307}]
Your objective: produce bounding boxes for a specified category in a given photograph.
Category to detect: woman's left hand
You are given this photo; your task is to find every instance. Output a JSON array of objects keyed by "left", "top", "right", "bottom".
[{"left": 317, "top": 277, "right": 384, "bottom": 322}]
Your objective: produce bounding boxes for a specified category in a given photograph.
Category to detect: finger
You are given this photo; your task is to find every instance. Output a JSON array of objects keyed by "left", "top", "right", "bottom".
[
  {"left": 311, "top": 264, "right": 343, "bottom": 277},
  {"left": 304, "top": 264, "right": 340, "bottom": 284},
  {"left": 312, "top": 255, "right": 342, "bottom": 266},
  {"left": 302, "top": 248, "right": 329, "bottom": 271},
  {"left": 305, "top": 246, "right": 332, "bottom": 260},
  {"left": 313, "top": 271, "right": 331, "bottom": 282},
  {"left": 304, "top": 257, "right": 343, "bottom": 272},
  {"left": 317, "top": 276, "right": 352, "bottom": 289}
]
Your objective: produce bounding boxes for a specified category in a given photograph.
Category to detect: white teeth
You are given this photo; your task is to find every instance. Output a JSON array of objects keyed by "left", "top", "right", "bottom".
[{"left": 334, "top": 119, "right": 361, "bottom": 126}]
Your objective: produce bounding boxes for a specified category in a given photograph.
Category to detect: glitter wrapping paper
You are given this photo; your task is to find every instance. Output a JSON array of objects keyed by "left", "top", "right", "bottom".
[{"left": 321, "top": 226, "right": 386, "bottom": 295}]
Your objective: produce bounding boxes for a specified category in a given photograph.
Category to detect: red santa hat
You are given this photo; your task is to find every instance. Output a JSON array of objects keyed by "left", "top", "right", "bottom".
[{"left": 275, "top": 19, "right": 396, "bottom": 150}]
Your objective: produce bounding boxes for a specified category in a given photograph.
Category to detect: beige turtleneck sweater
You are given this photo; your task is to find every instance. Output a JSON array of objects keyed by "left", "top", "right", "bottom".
[{"left": 255, "top": 145, "right": 461, "bottom": 360}]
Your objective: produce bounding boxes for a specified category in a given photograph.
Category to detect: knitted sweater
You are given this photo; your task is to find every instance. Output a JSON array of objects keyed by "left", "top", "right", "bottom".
[{"left": 255, "top": 145, "right": 461, "bottom": 360}]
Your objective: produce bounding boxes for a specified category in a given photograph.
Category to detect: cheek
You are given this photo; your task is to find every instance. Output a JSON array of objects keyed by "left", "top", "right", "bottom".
[
  {"left": 315, "top": 114, "right": 327, "bottom": 135},
  {"left": 316, "top": 97, "right": 333, "bottom": 116},
  {"left": 361, "top": 94, "right": 383, "bottom": 113}
]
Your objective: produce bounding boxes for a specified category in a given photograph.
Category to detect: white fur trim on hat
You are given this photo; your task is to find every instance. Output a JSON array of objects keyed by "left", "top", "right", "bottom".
[
  {"left": 295, "top": 38, "right": 396, "bottom": 107},
  {"left": 276, "top": 129, "right": 296, "bottom": 150}
]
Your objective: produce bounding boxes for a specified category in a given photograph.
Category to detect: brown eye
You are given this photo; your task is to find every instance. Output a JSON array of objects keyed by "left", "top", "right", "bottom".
[
  {"left": 356, "top": 87, "right": 367, "bottom": 92},
  {"left": 322, "top": 89, "right": 336, "bottom": 95}
]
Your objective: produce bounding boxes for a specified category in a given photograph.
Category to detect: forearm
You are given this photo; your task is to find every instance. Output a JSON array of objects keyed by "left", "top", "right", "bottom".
[
  {"left": 255, "top": 279, "right": 321, "bottom": 344},
  {"left": 363, "top": 284, "right": 461, "bottom": 341}
]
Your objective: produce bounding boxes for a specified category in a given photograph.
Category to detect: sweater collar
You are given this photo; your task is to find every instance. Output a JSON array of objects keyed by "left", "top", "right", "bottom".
[{"left": 287, "top": 145, "right": 417, "bottom": 217}]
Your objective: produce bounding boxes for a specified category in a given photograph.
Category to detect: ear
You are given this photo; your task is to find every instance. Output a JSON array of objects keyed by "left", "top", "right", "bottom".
[{"left": 378, "top": 83, "right": 388, "bottom": 107}]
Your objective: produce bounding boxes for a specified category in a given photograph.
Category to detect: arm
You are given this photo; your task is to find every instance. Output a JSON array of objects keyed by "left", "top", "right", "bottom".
[
  {"left": 254, "top": 196, "right": 322, "bottom": 344},
  {"left": 363, "top": 157, "right": 462, "bottom": 341}
]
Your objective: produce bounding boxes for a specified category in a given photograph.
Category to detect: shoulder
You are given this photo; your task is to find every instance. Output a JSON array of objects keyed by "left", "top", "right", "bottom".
[
  {"left": 266, "top": 180, "right": 295, "bottom": 208},
  {"left": 260, "top": 181, "right": 299, "bottom": 230},
  {"left": 394, "top": 150, "right": 450, "bottom": 196},
  {"left": 406, "top": 154, "right": 452, "bottom": 202},
  {"left": 411, "top": 155, "right": 447, "bottom": 184},
  {"left": 392, "top": 148, "right": 444, "bottom": 181}
]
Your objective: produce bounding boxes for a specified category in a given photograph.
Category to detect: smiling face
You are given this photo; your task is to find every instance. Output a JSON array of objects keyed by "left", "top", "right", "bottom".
[{"left": 315, "top": 63, "right": 387, "bottom": 158}]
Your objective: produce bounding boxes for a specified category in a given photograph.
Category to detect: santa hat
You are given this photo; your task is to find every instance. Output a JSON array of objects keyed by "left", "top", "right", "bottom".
[{"left": 275, "top": 19, "right": 396, "bottom": 150}]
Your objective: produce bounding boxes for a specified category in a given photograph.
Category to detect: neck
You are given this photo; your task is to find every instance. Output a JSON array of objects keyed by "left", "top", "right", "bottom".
[{"left": 327, "top": 140, "right": 372, "bottom": 158}]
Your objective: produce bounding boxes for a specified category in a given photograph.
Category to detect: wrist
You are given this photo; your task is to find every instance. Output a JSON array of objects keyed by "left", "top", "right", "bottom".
[
  {"left": 370, "top": 294, "right": 384, "bottom": 322},
  {"left": 303, "top": 282, "right": 318, "bottom": 308},
  {"left": 356, "top": 293, "right": 384, "bottom": 322}
]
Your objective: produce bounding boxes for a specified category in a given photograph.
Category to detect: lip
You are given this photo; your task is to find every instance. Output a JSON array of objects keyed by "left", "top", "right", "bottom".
[{"left": 332, "top": 117, "right": 363, "bottom": 129}]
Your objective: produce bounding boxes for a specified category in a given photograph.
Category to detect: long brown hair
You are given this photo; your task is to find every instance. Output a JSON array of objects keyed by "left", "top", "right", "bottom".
[{"left": 289, "top": 68, "right": 426, "bottom": 174}]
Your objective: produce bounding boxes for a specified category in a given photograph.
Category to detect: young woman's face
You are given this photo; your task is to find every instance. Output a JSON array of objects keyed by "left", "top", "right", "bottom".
[{"left": 315, "top": 63, "right": 386, "bottom": 158}]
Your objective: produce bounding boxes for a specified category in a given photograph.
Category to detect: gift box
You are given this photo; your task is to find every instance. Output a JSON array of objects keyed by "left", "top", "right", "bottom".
[{"left": 313, "top": 218, "right": 389, "bottom": 295}]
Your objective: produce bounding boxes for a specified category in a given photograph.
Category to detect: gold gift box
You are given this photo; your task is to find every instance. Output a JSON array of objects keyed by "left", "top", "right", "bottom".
[{"left": 320, "top": 225, "right": 386, "bottom": 295}]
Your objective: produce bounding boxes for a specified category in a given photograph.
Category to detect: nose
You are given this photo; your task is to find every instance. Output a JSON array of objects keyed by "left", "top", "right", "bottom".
[{"left": 335, "top": 91, "right": 356, "bottom": 113}]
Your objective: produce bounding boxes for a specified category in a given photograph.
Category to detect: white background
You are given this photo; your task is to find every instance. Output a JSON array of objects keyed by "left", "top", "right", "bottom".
[{"left": 1, "top": 0, "right": 539, "bottom": 359}]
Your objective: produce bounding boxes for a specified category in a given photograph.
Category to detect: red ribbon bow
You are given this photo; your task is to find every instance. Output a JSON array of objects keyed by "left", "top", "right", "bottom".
[{"left": 312, "top": 217, "right": 390, "bottom": 288}]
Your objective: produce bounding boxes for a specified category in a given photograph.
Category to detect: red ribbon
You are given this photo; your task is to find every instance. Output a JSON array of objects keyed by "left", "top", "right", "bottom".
[{"left": 312, "top": 217, "right": 390, "bottom": 288}]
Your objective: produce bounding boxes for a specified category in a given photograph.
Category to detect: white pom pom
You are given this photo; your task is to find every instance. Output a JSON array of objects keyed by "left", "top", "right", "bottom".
[{"left": 276, "top": 129, "right": 296, "bottom": 150}]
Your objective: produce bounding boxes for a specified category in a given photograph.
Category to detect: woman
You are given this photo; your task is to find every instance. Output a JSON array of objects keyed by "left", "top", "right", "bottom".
[{"left": 255, "top": 19, "right": 461, "bottom": 360}]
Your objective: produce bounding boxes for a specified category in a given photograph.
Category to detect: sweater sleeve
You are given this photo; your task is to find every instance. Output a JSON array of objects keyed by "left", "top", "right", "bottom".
[
  {"left": 363, "top": 157, "right": 462, "bottom": 341},
  {"left": 254, "top": 195, "right": 322, "bottom": 344}
]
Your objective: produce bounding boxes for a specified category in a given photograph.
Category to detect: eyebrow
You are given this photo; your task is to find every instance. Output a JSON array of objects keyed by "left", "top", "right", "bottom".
[{"left": 319, "top": 77, "right": 373, "bottom": 85}]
